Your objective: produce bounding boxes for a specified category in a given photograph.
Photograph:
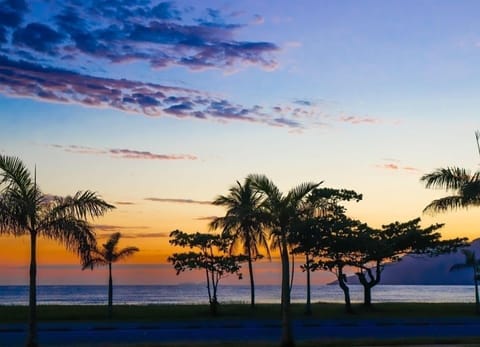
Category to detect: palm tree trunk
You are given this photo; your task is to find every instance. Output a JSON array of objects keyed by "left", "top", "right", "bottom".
[
  {"left": 305, "top": 254, "right": 311, "bottom": 316},
  {"left": 108, "top": 262, "right": 113, "bottom": 319},
  {"left": 280, "top": 233, "right": 294, "bottom": 347},
  {"left": 26, "top": 231, "right": 38, "bottom": 347},
  {"left": 247, "top": 250, "right": 255, "bottom": 308}
]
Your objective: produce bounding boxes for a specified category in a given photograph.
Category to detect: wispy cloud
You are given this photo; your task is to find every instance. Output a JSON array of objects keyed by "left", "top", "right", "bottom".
[
  {"left": 48, "top": 144, "right": 197, "bottom": 160},
  {"left": 339, "top": 115, "right": 380, "bottom": 125},
  {"left": 0, "top": 56, "right": 311, "bottom": 129},
  {"left": 115, "top": 201, "right": 135, "bottom": 205},
  {"left": 94, "top": 224, "right": 150, "bottom": 232},
  {"left": 145, "top": 197, "right": 212, "bottom": 205},
  {"left": 375, "top": 160, "right": 420, "bottom": 173}
]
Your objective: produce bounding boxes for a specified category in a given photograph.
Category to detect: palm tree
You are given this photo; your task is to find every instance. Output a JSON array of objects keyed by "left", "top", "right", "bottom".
[
  {"left": 450, "top": 249, "right": 480, "bottom": 314},
  {"left": 421, "top": 131, "right": 480, "bottom": 213},
  {"left": 248, "top": 174, "right": 320, "bottom": 347},
  {"left": 0, "top": 155, "right": 114, "bottom": 347},
  {"left": 83, "top": 232, "right": 139, "bottom": 318},
  {"left": 210, "top": 179, "right": 270, "bottom": 308}
]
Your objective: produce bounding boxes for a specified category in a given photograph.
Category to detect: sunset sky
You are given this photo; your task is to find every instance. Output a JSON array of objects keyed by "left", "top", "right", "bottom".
[{"left": 1, "top": 0, "right": 480, "bottom": 286}]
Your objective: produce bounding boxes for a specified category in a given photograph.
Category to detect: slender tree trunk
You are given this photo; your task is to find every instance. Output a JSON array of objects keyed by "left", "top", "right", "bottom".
[
  {"left": 247, "top": 250, "right": 255, "bottom": 309},
  {"left": 280, "top": 232, "right": 294, "bottom": 347},
  {"left": 26, "top": 231, "right": 38, "bottom": 347},
  {"left": 338, "top": 269, "right": 352, "bottom": 314},
  {"left": 364, "top": 285, "right": 372, "bottom": 306},
  {"left": 108, "top": 262, "right": 113, "bottom": 319},
  {"left": 205, "top": 267, "right": 212, "bottom": 304},
  {"left": 305, "top": 254, "right": 311, "bottom": 316},
  {"left": 473, "top": 266, "right": 479, "bottom": 314}
]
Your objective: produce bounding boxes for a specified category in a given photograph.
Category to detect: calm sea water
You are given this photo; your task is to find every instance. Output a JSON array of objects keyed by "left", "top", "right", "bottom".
[{"left": 0, "top": 285, "right": 475, "bottom": 305}]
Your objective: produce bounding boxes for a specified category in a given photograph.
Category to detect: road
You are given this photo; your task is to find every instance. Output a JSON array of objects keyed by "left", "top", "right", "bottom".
[{"left": 2, "top": 318, "right": 480, "bottom": 346}]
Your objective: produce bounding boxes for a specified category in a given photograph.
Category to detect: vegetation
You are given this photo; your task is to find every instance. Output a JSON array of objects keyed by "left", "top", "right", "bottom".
[
  {"left": 83, "top": 232, "right": 139, "bottom": 318},
  {"left": 450, "top": 249, "right": 480, "bottom": 313},
  {"left": 0, "top": 155, "right": 114, "bottom": 347},
  {"left": 1, "top": 302, "right": 478, "bottom": 323},
  {"left": 168, "top": 230, "right": 247, "bottom": 315},
  {"left": 210, "top": 178, "right": 270, "bottom": 308},
  {"left": 248, "top": 174, "right": 321, "bottom": 347},
  {"left": 420, "top": 131, "right": 480, "bottom": 214}
]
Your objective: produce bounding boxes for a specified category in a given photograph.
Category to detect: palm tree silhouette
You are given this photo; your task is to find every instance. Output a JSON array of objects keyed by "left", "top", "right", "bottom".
[
  {"left": 248, "top": 174, "right": 320, "bottom": 347},
  {"left": 421, "top": 131, "right": 480, "bottom": 213},
  {"left": 83, "top": 232, "right": 139, "bottom": 318},
  {"left": 450, "top": 249, "right": 480, "bottom": 314},
  {"left": 0, "top": 155, "right": 114, "bottom": 347},
  {"left": 210, "top": 179, "right": 270, "bottom": 308}
]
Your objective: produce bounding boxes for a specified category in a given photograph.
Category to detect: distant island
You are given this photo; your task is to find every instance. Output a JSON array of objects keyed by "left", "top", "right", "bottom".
[{"left": 340, "top": 239, "right": 480, "bottom": 285}]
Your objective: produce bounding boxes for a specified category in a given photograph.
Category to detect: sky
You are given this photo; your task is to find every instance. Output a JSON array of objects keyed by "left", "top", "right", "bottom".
[{"left": 1, "top": 0, "right": 480, "bottom": 286}]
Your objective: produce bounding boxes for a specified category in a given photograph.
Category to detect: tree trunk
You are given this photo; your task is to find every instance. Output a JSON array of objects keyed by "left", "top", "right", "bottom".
[
  {"left": 357, "top": 264, "right": 381, "bottom": 307},
  {"left": 26, "top": 231, "right": 38, "bottom": 347},
  {"left": 305, "top": 254, "right": 311, "bottom": 316},
  {"left": 108, "top": 262, "right": 113, "bottom": 319},
  {"left": 280, "top": 232, "right": 294, "bottom": 347},
  {"left": 247, "top": 244, "right": 255, "bottom": 309},
  {"left": 364, "top": 285, "right": 372, "bottom": 306},
  {"left": 338, "top": 269, "right": 352, "bottom": 314}
]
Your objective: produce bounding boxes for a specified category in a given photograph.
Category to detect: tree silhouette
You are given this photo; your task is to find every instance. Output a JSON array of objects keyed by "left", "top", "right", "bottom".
[
  {"left": 83, "top": 232, "right": 139, "bottom": 318},
  {"left": 0, "top": 155, "right": 114, "bottom": 347},
  {"left": 450, "top": 249, "right": 480, "bottom": 314},
  {"left": 210, "top": 179, "right": 270, "bottom": 308},
  {"left": 248, "top": 174, "right": 320, "bottom": 347},
  {"left": 354, "top": 218, "right": 464, "bottom": 306},
  {"left": 421, "top": 131, "right": 480, "bottom": 214},
  {"left": 292, "top": 188, "right": 362, "bottom": 315},
  {"left": 168, "top": 230, "right": 246, "bottom": 315}
]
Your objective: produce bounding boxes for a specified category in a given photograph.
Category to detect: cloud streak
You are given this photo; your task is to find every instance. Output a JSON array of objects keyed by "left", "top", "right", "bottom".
[
  {"left": 48, "top": 144, "right": 197, "bottom": 160},
  {"left": 145, "top": 197, "right": 212, "bottom": 205},
  {"left": 3, "top": 1, "right": 278, "bottom": 71},
  {"left": 94, "top": 224, "right": 150, "bottom": 231},
  {"left": 375, "top": 160, "right": 420, "bottom": 173},
  {"left": 0, "top": 55, "right": 311, "bottom": 129}
]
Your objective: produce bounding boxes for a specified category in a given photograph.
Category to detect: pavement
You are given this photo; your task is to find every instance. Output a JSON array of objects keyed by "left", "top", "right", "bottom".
[{"left": 2, "top": 317, "right": 480, "bottom": 346}]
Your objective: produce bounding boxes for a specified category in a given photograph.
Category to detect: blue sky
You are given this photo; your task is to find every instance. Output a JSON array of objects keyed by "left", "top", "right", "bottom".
[{"left": 1, "top": 0, "right": 480, "bottom": 284}]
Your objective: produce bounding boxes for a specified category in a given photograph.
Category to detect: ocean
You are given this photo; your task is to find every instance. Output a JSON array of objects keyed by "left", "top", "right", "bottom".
[{"left": 0, "top": 284, "right": 475, "bottom": 305}]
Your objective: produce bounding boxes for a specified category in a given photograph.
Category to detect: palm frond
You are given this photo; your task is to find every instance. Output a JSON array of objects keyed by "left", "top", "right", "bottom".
[
  {"left": 286, "top": 181, "right": 322, "bottom": 205},
  {"left": 82, "top": 256, "right": 109, "bottom": 270},
  {"left": 247, "top": 174, "right": 281, "bottom": 201},
  {"left": 423, "top": 196, "right": 480, "bottom": 214},
  {"left": 114, "top": 246, "right": 139, "bottom": 261},
  {"left": 0, "top": 155, "right": 34, "bottom": 194},
  {"left": 475, "top": 130, "right": 480, "bottom": 157},
  {"left": 40, "top": 216, "right": 97, "bottom": 265},
  {"left": 50, "top": 191, "right": 115, "bottom": 220},
  {"left": 421, "top": 167, "right": 471, "bottom": 191}
]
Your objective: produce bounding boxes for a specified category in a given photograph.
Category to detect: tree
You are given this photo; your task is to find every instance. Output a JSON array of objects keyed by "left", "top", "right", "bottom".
[
  {"left": 421, "top": 131, "right": 480, "bottom": 214},
  {"left": 248, "top": 174, "right": 321, "bottom": 347},
  {"left": 210, "top": 179, "right": 270, "bottom": 308},
  {"left": 354, "top": 218, "right": 465, "bottom": 306},
  {"left": 83, "top": 232, "right": 139, "bottom": 318},
  {"left": 292, "top": 188, "right": 362, "bottom": 315},
  {"left": 168, "top": 230, "right": 246, "bottom": 315},
  {"left": 0, "top": 155, "right": 114, "bottom": 347},
  {"left": 311, "top": 214, "right": 367, "bottom": 313},
  {"left": 450, "top": 249, "right": 480, "bottom": 314}
]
